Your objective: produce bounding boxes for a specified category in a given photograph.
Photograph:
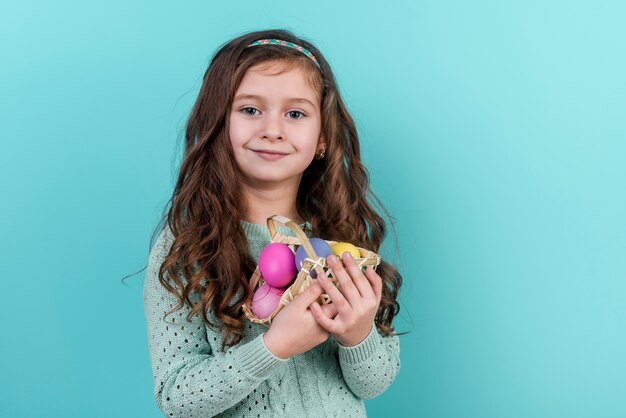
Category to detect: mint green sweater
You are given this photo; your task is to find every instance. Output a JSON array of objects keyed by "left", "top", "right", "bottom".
[{"left": 143, "top": 221, "right": 401, "bottom": 417}]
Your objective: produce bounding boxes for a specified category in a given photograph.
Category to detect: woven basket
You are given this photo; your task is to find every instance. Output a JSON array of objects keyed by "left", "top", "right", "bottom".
[{"left": 242, "top": 215, "right": 381, "bottom": 326}]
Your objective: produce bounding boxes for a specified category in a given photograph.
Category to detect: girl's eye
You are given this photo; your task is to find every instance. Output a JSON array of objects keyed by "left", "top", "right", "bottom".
[
  {"left": 288, "top": 110, "right": 305, "bottom": 119},
  {"left": 242, "top": 107, "right": 259, "bottom": 116}
]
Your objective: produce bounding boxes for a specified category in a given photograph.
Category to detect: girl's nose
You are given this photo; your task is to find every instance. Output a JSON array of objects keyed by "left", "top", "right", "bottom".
[{"left": 261, "top": 112, "right": 284, "bottom": 141}]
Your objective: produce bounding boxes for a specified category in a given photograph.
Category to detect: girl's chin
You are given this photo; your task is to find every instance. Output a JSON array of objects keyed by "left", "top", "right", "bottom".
[{"left": 239, "top": 173, "right": 302, "bottom": 188}]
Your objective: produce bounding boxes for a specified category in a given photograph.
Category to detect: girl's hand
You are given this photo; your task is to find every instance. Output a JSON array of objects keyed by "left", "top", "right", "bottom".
[
  {"left": 263, "top": 281, "right": 338, "bottom": 359},
  {"left": 309, "top": 252, "right": 383, "bottom": 347}
]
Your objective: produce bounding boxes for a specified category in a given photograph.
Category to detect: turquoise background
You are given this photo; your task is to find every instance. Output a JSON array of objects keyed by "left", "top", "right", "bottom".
[{"left": 1, "top": 0, "right": 625, "bottom": 417}]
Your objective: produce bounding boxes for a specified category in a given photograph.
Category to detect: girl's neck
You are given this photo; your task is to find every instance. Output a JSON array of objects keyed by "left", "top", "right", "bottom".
[{"left": 239, "top": 180, "right": 304, "bottom": 226}]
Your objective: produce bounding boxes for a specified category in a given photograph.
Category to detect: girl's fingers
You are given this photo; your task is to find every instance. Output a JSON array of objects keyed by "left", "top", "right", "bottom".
[
  {"left": 320, "top": 301, "right": 338, "bottom": 318},
  {"left": 316, "top": 272, "right": 351, "bottom": 315},
  {"left": 326, "top": 255, "right": 360, "bottom": 306},
  {"left": 364, "top": 266, "right": 383, "bottom": 302},
  {"left": 295, "top": 281, "right": 324, "bottom": 308},
  {"left": 341, "top": 252, "right": 375, "bottom": 300},
  {"left": 310, "top": 301, "right": 337, "bottom": 333}
]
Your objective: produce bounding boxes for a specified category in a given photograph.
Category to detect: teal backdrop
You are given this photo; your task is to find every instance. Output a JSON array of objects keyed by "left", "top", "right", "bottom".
[{"left": 1, "top": 0, "right": 625, "bottom": 417}]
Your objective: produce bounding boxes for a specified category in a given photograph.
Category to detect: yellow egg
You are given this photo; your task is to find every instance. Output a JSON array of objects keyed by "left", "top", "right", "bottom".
[{"left": 331, "top": 242, "right": 361, "bottom": 258}]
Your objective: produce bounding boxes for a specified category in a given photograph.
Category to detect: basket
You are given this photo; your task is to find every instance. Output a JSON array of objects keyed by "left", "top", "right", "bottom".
[{"left": 242, "top": 215, "right": 381, "bottom": 326}]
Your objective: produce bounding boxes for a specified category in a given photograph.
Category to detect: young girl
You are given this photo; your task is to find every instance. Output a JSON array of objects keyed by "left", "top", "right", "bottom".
[{"left": 143, "top": 29, "right": 404, "bottom": 417}]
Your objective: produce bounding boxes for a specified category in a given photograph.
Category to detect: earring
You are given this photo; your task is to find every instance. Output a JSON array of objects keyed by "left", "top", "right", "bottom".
[{"left": 315, "top": 150, "right": 325, "bottom": 159}]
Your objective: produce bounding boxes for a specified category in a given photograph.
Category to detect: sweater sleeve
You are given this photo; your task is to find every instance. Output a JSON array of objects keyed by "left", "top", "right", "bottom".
[
  {"left": 143, "top": 227, "right": 288, "bottom": 417},
  {"left": 336, "top": 321, "right": 401, "bottom": 400}
]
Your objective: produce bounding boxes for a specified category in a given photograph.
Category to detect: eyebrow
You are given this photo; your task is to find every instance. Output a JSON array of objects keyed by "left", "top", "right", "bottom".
[{"left": 233, "top": 94, "right": 316, "bottom": 108}]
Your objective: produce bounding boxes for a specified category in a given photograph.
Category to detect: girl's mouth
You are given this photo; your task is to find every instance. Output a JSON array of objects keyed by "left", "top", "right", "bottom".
[{"left": 252, "top": 150, "right": 288, "bottom": 161}]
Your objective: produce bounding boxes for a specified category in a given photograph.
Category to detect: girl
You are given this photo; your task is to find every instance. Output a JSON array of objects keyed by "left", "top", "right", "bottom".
[{"left": 143, "top": 29, "right": 404, "bottom": 417}]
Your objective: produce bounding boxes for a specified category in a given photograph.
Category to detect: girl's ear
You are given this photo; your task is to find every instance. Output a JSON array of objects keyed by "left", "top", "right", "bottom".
[
  {"left": 315, "top": 137, "right": 326, "bottom": 160},
  {"left": 317, "top": 136, "right": 326, "bottom": 154}
]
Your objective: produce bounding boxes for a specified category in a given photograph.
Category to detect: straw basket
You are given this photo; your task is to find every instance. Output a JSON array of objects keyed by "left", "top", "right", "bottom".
[{"left": 242, "top": 215, "right": 381, "bottom": 326}]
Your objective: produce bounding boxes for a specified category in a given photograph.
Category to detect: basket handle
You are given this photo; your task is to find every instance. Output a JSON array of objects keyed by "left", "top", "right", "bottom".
[{"left": 267, "top": 215, "right": 327, "bottom": 279}]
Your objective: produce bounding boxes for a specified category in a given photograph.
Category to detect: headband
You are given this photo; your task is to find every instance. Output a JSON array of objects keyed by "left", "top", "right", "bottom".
[{"left": 246, "top": 39, "right": 321, "bottom": 69}]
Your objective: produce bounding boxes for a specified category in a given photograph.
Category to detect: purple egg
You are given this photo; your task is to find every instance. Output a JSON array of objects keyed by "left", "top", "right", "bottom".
[
  {"left": 258, "top": 243, "right": 297, "bottom": 287},
  {"left": 295, "top": 238, "right": 333, "bottom": 278}
]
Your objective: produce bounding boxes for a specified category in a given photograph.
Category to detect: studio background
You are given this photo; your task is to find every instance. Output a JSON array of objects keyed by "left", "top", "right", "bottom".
[{"left": 1, "top": 1, "right": 625, "bottom": 417}]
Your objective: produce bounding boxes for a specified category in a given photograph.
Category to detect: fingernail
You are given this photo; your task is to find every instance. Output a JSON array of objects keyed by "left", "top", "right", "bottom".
[
  {"left": 343, "top": 251, "right": 353, "bottom": 261},
  {"left": 327, "top": 255, "right": 337, "bottom": 264}
]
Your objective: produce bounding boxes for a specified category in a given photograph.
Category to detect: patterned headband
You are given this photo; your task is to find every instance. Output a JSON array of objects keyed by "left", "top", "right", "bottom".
[{"left": 246, "top": 39, "right": 321, "bottom": 69}]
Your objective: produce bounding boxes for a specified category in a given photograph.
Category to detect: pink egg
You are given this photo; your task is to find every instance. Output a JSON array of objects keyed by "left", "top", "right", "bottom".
[
  {"left": 259, "top": 243, "right": 297, "bottom": 287},
  {"left": 251, "top": 284, "right": 285, "bottom": 319}
]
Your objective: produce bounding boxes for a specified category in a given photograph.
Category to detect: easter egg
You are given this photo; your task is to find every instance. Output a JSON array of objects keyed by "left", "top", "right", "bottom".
[
  {"left": 295, "top": 238, "right": 333, "bottom": 278},
  {"left": 252, "top": 284, "right": 284, "bottom": 319},
  {"left": 331, "top": 242, "right": 361, "bottom": 258},
  {"left": 258, "top": 243, "right": 297, "bottom": 288}
]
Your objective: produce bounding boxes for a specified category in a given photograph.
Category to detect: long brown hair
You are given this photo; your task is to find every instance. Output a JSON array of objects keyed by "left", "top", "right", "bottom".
[{"left": 153, "top": 29, "right": 405, "bottom": 352}]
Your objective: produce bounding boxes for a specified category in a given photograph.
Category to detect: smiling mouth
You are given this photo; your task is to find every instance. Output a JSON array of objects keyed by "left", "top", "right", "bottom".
[{"left": 251, "top": 150, "right": 288, "bottom": 160}]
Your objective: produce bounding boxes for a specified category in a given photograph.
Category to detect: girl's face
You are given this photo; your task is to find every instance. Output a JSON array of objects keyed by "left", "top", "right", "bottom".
[{"left": 228, "top": 60, "right": 324, "bottom": 190}]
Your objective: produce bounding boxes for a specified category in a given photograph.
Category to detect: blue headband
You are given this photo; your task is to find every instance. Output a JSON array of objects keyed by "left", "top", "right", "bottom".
[{"left": 247, "top": 39, "right": 321, "bottom": 69}]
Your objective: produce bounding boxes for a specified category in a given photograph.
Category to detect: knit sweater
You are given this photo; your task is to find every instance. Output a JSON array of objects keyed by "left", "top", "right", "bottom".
[{"left": 143, "top": 221, "right": 401, "bottom": 417}]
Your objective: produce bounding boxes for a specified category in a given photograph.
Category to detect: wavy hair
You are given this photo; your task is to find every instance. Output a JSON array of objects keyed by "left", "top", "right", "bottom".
[{"left": 153, "top": 29, "right": 405, "bottom": 352}]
